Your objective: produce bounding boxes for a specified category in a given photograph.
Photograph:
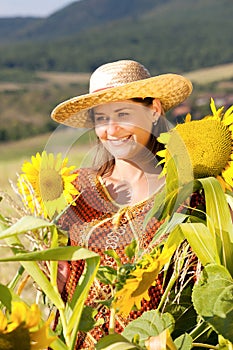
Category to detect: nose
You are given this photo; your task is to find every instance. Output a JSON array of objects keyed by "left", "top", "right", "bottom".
[{"left": 106, "top": 119, "right": 121, "bottom": 135}]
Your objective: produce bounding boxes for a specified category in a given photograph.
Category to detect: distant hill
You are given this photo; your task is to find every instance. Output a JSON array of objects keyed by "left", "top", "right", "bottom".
[
  {"left": 0, "top": 0, "right": 165, "bottom": 42},
  {"left": 0, "top": 0, "right": 232, "bottom": 144},
  {"left": 0, "top": 0, "right": 232, "bottom": 73},
  {"left": 0, "top": 63, "right": 233, "bottom": 143}
]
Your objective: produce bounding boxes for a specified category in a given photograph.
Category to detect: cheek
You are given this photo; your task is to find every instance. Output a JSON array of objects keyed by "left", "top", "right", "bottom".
[
  {"left": 131, "top": 114, "right": 153, "bottom": 132},
  {"left": 95, "top": 126, "right": 105, "bottom": 139},
  {"left": 138, "top": 130, "right": 151, "bottom": 145}
]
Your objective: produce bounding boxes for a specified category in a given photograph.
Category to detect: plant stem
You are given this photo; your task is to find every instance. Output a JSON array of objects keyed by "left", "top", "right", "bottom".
[
  {"left": 192, "top": 343, "right": 218, "bottom": 349},
  {"left": 109, "top": 307, "right": 116, "bottom": 334},
  {"left": 156, "top": 269, "right": 178, "bottom": 312},
  {"left": 59, "top": 308, "right": 70, "bottom": 347},
  {"left": 7, "top": 265, "right": 25, "bottom": 290},
  {"left": 189, "top": 322, "right": 211, "bottom": 341}
]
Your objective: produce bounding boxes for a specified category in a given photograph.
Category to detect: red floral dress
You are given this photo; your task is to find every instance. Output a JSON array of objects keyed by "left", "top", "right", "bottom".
[{"left": 57, "top": 168, "right": 202, "bottom": 349}]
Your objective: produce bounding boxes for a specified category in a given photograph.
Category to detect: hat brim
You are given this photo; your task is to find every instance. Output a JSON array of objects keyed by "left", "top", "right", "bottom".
[{"left": 51, "top": 73, "right": 192, "bottom": 128}]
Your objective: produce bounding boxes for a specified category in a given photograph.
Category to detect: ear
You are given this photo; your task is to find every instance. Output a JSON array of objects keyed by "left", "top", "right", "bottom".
[{"left": 151, "top": 98, "right": 162, "bottom": 122}]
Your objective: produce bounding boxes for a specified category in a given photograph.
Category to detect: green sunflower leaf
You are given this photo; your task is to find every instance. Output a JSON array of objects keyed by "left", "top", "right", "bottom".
[
  {"left": 78, "top": 306, "right": 100, "bottom": 332},
  {"left": 0, "top": 283, "right": 12, "bottom": 311},
  {"left": 96, "top": 333, "right": 141, "bottom": 350},
  {"left": 157, "top": 132, "right": 171, "bottom": 145},
  {"left": 2, "top": 235, "right": 99, "bottom": 313},
  {"left": 96, "top": 265, "right": 117, "bottom": 285},
  {"left": 104, "top": 249, "right": 122, "bottom": 266},
  {"left": 0, "top": 216, "right": 53, "bottom": 239},
  {"left": 122, "top": 310, "right": 175, "bottom": 348},
  {"left": 197, "top": 177, "right": 233, "bottom": 276},
  {"left": 0, "top": 246, "right": 99, "bottom": 262},
  {"left": 149, "top": 212, "right": 187, "bottom": 247},
  {"left": 164, "top": 286, "right": 197, "bottom": 338},
  {"left": 176, "top": 222, "right": 220, "bottom": 266},
  {"left": 65, "top": 254, "right": 100, "bottom": 348},
  {"left": 4, "top": 235, "right": 64, "bottom": 309},
  {"left": 125, "top": 239, "right": 138, "bottom": 261},
  {"left": 192, "top": 263, "right": 233, "bottom": 343},
  {"left": 174, "top": 333, "right": 193, "bottom": 350}
]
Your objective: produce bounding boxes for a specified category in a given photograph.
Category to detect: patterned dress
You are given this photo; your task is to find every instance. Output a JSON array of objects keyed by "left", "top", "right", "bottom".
[{"left": 57, "top": 168, "right": 202, "bottom": 349}]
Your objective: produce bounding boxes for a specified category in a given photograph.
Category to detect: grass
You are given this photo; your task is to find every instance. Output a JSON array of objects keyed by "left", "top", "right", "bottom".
[
  {"left": 0, "top": 128, "right": 96, "bottom": 296},
  {"left": 0, "top": 62, "right": 232, "bottom": 90},
  {"left": 184, "top": 62, "right": 233, "bottom": 85},
  {"left": 0, "top": 128, "right": 96, "bottom": 217},
  {"left": 1, "top": 61, "right": 233, "bottom": 199},
  {"left": 0, "top": 62, "right": 232, "bottom": 303},
  {"left": 1, "top": 60, "right": 233, "bottom": 203}
]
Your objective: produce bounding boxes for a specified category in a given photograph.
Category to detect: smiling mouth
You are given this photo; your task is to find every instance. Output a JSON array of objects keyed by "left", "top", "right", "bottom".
[{"left": 107, "top": 136, "right": 132, "bottom": 146}]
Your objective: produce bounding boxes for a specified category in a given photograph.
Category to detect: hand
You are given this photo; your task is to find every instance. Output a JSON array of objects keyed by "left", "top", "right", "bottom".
[{"left": 57, "top": 261, "right": 70, "bottom": 293}]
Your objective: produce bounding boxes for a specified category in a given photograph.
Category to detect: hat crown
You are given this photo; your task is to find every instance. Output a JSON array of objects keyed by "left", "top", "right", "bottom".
[{"left": 89, "top": 60, "right": 151, "bottom": 93}]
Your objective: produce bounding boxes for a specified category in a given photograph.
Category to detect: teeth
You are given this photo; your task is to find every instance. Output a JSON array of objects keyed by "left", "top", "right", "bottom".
[
  {"left": 107, "top": 136, "right": 131, "bottom": 146},
  {"left": 109, "top": 136, "right": 130, "bottom": 141}
]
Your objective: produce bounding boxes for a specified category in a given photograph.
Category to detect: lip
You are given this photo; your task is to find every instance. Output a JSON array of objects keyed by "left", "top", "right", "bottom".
[{"left": 107, "top": 136, "right": 132, "bottom": 146}]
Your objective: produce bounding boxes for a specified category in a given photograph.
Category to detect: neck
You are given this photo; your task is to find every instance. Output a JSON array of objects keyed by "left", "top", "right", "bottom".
[
  {"left": 101, "top": 157, "right": 165, "bottom": 206},
  {"left": 110, "top": 158, "right": 161, "bottom": 182}
]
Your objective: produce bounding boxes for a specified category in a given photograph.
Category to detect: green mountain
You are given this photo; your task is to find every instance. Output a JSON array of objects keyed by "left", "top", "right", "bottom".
[
  {"left": 0, "top": 0, "right": 167, "bottom": 42},
  {"left": 0, "top": 0, "right": 232, "bottom": 73},
  {"left": 0, "top": 0, "right": 232, "bottom": 143}
]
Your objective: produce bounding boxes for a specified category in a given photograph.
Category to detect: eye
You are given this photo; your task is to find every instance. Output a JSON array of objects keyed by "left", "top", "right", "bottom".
[
  {"left": 118, "top": 112, "right": 129, "bottom": 118},
  {"left": 94, "top": 115, "right": 109, "bottom": 124}
]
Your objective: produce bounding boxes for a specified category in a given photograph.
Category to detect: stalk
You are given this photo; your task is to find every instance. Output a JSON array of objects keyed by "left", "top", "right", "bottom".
[{"left": 109, "top": 307, "right": 116, "bottom": 334}]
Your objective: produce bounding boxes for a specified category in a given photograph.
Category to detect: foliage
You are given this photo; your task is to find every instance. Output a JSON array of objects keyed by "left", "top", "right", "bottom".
[
  {"left": 0, "top": 99, "right": 233, "bottom": 349},
  {"left": 192, "top": 264, "right": 233, "bottom": 343},
  {"left": 0, "top": 0, "right": 232, "bottom": 73},
  {"left": 0, "top": 152, "right": 101, "bottom": 349},
  {"left": 0, "top": 0, "right": 233, "bottom": 143}
]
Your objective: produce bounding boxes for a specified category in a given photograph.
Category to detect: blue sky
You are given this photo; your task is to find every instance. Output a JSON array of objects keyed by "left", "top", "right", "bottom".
[{"left": 0, "top": 0, "right": 76, "bottom": 17}]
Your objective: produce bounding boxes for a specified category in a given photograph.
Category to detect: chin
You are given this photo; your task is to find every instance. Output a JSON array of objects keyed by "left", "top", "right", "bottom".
[{"left": 104, "top": 144, "right": 140, "bottom": 160}]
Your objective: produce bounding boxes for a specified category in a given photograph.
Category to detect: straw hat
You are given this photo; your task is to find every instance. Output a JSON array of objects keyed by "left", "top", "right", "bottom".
[{"left": 51, "top": 60, "right": 193, "bottom": 128}]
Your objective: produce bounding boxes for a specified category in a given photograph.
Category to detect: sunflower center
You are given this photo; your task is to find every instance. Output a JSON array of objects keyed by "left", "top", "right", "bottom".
[
  {"left": 171, "top": 119, "right": 232, "bottom": 178},
  {"left": 39, "top": 169, "right": 63, "bottom": 201}
]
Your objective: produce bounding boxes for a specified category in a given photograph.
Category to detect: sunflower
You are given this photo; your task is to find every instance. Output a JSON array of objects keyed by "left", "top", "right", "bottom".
[
  {"left": 17, "top": 151, "right": 79, "bottom": 218},
  {"left": 0, "top": 302, "right": 56, "bottom": 350},
  {"left": 157, "top": 99, "right": 233, "bottom": 190},
  {"left": 113, "top": 245, "right": 174, "bottom": 316}
]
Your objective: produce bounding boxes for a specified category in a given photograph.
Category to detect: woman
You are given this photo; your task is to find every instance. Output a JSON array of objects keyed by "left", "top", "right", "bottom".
[{"left": 51, "top": 60, "right": 193, "bottom": 348}]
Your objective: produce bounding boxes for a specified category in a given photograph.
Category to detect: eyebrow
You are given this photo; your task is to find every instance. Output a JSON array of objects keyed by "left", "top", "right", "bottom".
[{"left": 94, "top": 107, "right": 133, "bottom": 115}]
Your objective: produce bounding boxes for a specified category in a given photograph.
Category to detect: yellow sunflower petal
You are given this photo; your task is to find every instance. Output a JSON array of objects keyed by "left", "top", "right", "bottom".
[
  {"left": 222, "top": 112, "right": 233, "bottom": 126},
  {"left": 31, "top": 153, "right": 42, "bottom": 170},
  {"left": 222, "top": 166, "right": 233, "bottom": 188},
  {"left": 223, "top": 105, "right": 233, "bottom": 120},
  {"left": 6, "top": 302, "right": 28, "bottom": 333},
  {"left": 157, "top": 150, "right": 167, "bottom": 158},
  {"left": 48, "top": 153, "right": 55, "bottom": 169},
  {"left": 17, "top": 151, "right": 79, "bottom": 218},
  {"left": 54, "top": 153, "right": 63, "bottom": 171},
  {"left": 61, "top": 156, "right": 69, "bottom": 168},
  {"left": 25, "top": 304, "right": 41, "bottom": 329},
  {"left": 40, "top": 151, "right": 49, "bottom": 170},
  {"left": 185, "top": 113, "right": 192, "bottom": 122},
  {"left": 114, "top": 246, "right": 173, "bottom": 316},
  {"left": 0, "top": 310, "right": 7, "bottom": 332},
  {"left": 210, "top": 97, "right": 224, "bottom": 118},
  {"left": 158, "top": 99, "right": 233, "bottom": 190},
  {"left": 30, "top": 313, "right": 56, "bottom": 350}
]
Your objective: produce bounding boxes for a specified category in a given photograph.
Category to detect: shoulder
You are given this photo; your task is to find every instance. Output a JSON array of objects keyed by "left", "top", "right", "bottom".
[{"left": 72, "top": 167, "right": 98, "bottom": 192}]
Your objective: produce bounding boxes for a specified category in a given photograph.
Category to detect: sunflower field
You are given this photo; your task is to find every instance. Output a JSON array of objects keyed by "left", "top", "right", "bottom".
[{"left": 0, "top": 99, "right": 232, "bottom": 349}]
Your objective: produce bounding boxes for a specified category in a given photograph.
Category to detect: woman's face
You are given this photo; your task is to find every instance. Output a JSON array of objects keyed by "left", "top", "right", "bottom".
[{"left": 94, "top": 100, "right": 157, "bottom": 159}]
